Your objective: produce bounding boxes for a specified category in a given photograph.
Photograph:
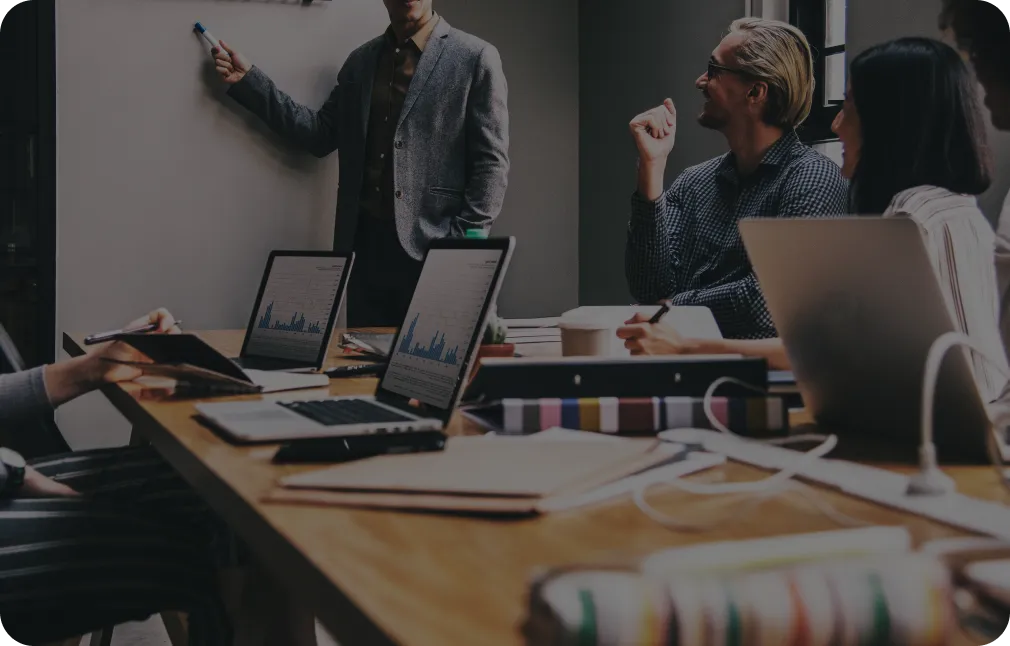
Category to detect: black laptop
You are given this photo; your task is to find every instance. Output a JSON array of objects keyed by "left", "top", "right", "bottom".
[{"left": 233, "top": 251, "right": 354, "bottom": 372}]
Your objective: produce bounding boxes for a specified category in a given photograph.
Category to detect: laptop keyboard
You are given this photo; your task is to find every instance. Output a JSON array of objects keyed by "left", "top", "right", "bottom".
[{"left": 280, "top": 399, "right": 416, "bottom": 426}]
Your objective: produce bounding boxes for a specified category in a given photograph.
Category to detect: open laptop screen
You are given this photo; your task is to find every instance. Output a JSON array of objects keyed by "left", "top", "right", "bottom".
[
  {"left": 380, "top": 245, "right": 509, "bottom": 410},
  {"left": 242, "top": 253, "right": 350, "bottom": 364}
]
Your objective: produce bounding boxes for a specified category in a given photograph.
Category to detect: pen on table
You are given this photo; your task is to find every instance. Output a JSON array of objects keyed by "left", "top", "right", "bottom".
[
  {"left": 84, "top": 320, "right": 183, "bottom": 346},
  {"left": 648, "top": 301, "right": 672, "bottom": 325},
  {"left": 343, "top": 334, "right": 384, "bottom": 357}
]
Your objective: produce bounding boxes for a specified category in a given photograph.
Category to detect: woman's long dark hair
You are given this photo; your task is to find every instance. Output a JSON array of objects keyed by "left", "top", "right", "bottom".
[{"left": 849, "top": 37, "right": 992, "bottom": 214}]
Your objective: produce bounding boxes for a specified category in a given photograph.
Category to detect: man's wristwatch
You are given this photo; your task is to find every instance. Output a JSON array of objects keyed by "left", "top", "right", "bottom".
[{"left": 0, "top": 448, "right": 27, "bottom": 496}]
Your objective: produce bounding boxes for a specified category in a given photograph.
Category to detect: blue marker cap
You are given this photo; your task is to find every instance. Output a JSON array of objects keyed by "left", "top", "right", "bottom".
[{"left": 195, "top": 22, "right": 207, "bottom": 33}]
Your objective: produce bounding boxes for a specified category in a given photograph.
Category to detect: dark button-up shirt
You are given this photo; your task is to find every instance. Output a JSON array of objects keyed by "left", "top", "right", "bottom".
[
  {"left": 359, "top": 15, "right": 441, "bottom": 220},
  {"left": 625, "top": 130, "right": 849, "bottom": 339}
]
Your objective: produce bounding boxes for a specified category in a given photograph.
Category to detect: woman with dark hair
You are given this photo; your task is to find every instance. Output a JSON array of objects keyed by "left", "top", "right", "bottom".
[{"left": 617, "top": 37, "right": 1009, "bottom": 402}]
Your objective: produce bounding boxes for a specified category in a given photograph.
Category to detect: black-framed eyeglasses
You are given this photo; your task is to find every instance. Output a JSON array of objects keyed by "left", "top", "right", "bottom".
[{"left": 707, "top": 61, "right": 749, "bottom": 79}]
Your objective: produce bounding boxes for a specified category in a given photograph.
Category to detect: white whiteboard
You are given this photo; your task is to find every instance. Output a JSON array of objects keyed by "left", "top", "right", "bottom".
[
  {"left": 56, "top": 0, "right": 388, "bottom": 334},
  {"left": 54, "top": 0, "right": 388, "bottom": 449}
]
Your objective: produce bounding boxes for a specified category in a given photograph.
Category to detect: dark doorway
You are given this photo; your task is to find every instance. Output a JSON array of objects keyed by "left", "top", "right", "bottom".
[{"left": 0, "top": 0, "right": 56, "bottom": 369}]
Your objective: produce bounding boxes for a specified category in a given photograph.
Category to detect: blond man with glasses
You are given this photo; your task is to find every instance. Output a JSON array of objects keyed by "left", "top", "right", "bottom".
[{"left": 625, "top": 18, "right": 849, "bottom": 340}]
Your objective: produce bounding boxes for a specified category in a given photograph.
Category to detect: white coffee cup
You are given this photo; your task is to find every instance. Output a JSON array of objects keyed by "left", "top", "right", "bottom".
[{"left": 558, "top": 319, "right": 625, "bottom": 357}]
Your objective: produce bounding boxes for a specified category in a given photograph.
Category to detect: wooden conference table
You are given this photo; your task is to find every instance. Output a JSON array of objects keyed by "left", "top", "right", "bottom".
[{"left": 64, "top": 329, "right": 1007, "bottom": 646}]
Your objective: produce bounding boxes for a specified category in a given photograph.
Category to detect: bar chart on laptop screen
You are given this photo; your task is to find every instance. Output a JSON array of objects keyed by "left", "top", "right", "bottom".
[
  {"left": 382, "top": 249, "right": 502, "bottom": 408},
  {"left": 244, "top": 257, "right": 347, "bottom": 362}
]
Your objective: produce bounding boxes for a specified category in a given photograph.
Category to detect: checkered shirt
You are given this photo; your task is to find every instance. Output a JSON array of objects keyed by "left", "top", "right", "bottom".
[{"left": 625, "top": 129, "right": 850, "bottom": 339}]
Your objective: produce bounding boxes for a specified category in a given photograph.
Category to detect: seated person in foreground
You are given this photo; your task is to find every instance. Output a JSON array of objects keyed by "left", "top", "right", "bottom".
[
  {"left": 625, "top": 18, "right": 848, "bottom": 340},
  {"left": 619, "top": 37, "right": 1009, "bottom": 403},
  {"left": 0, "top": 310, "right": 314, "bottom": 645}
]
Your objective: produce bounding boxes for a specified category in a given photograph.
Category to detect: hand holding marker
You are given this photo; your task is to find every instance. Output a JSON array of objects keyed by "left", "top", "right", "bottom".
[{"left": 195, "top": 22, "right": 252, "bottom": 85}]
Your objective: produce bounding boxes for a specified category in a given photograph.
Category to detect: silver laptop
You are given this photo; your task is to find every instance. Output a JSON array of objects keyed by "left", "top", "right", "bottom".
[
  {"left": 196, "top": 237, "right": 516, "bottom": 443},
  {"left": 740, "top": 217, "right": 991, "bottom": 462},
  {"left": 233, "top": 250, "right": 354, "bottom": 372}
]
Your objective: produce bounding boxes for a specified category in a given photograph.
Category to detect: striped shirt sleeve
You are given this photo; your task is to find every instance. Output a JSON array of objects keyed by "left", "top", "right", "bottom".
[
  {"left": 887, "top": 186, "right": 1009, "bottom": 403},
  {"left": 994, "top": 190, "right": 1010, "bottom": 355},
  {"left": 0, "top": 367, "right": 52, "bottom": 423}
]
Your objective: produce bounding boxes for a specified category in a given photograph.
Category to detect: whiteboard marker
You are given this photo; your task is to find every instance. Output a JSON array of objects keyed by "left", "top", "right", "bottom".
[{"left": 194, "top": 22, "right": 221, "bottom": 51}]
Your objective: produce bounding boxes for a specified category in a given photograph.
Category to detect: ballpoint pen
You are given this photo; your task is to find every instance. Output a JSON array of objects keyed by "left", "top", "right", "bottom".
[
  {"left": 648, "top": 301, "right": 673, "bottom": 324},
  {"left": 84, "top": 320, "right": 184, "bottom": 346},
  {"left": 342, "top": 333, "right": 387, "bottom": 360}
]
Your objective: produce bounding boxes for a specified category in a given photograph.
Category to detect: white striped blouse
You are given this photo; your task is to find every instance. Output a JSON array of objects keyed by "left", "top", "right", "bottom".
[
  {"left": 885, "top": 185, "right": 1009, "bottom": 403},
  {"left": 992, "top": 189, "right": 1010, "bottom": 358}
]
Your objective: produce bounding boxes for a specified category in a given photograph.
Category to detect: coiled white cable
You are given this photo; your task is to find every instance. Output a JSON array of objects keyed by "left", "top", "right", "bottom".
[
  {"left": 635, "top": 332, "right": 1010, "bottom": 532},
  {"left": 920, "top": 332, "right": 1010, "bottom": 497},
  {"left": 633, "top": 376, "right": 871, "bottom": 531}
]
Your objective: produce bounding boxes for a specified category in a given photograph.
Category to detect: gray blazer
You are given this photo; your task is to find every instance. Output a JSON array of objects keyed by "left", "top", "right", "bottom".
[{"left": 227, "top": 18, "right": 510, "bottom": 260}]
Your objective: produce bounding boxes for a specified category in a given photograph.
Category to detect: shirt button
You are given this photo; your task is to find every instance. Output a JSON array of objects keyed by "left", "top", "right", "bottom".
[
  {"left": 380, "top": 153, "right": 385, "bottom": 159},
  {"left": 395, "top": 141, "right": 404, "bottom": 149},
  {"left": 384, "top": 117, "right": 389, "bottom": 122},
  {"left": 375, "top": 187, "right": 380, "bottom": 192},
  {"left": 395, "top": 48, "right": 400, "bottom": 53},
  {"left": 395, "top": 190, "right": 403, "bottom": 199}
]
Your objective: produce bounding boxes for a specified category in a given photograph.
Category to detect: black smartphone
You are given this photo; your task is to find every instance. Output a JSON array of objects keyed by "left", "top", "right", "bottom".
[{"left": 272, "top": 431, "right": 447, "bottom": 465}]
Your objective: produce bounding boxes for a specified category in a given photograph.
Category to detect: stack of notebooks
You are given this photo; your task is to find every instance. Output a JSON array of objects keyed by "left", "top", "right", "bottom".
[{"left": 266, "top": 431, "right": 725, "bottom": 516}]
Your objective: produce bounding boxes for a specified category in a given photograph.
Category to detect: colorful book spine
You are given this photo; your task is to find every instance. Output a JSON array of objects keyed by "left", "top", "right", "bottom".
[{"left": 498, "top": 396, "right": 787, "bottom": 436}]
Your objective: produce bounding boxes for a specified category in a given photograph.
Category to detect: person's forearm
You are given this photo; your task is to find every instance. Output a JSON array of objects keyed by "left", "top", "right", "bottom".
[
  {"left": 626, "top": 187, "right": 685, "bottom": 305},
  {"left": 637, "top": 160, "right": 666, "bottom": 202},
  {"left": 688, "top": 338, "right": 791, "bottom": 371},
  {"left": 227, "top": 67, "right": 341, "bottom": 158},
  {"left": 456, "top": 161, "right": 509, "bottom": 235},
  {"left": 42, "top": 355, "right": 103, "bottom": 408},
  {"left": 0, "top": 368, "right": 52, "bottom": 422}
]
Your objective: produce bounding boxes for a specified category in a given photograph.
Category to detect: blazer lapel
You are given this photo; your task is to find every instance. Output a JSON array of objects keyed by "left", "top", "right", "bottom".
[
  {"left": 358, "top": 38, "right": 385, "bottom": 137},
  {"left": 397, "top": 19, "right": 451, "bottom": 129}
]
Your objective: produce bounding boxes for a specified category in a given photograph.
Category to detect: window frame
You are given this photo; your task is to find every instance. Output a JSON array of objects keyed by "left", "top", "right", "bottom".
[{"left": 790, "top": 0, "right": 845, "bottom": 144}]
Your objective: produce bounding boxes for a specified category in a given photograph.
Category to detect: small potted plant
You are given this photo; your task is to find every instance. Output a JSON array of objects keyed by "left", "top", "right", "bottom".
[{"left": 478, "top": 307, "right": 514, "bottom": 362}]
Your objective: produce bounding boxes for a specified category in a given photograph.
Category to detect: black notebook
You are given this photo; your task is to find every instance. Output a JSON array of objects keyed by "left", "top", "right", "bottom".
[{"left": 113, "top": 333, "right": 329, "bottom": 394}]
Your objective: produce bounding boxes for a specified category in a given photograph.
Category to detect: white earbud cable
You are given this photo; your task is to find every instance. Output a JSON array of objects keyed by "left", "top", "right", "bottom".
[{"left": 634, "top": 376, "right": 869, "bottom": 531}]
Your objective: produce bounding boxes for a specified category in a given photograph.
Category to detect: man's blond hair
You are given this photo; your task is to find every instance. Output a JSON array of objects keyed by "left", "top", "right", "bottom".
[{"left": 728, "top": 18, "right": 815, "bottom": 128}]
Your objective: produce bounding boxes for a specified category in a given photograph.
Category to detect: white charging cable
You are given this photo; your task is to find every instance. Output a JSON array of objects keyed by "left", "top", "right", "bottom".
[
  {"left": 635, "top": 332, "right": 1010, "bottom": 530},
  {"left": 916, "top": 332, "right": 1010, "bottom": 497},
  {"left": 633, "top": 377, "right": 870, "bottom": 531}
]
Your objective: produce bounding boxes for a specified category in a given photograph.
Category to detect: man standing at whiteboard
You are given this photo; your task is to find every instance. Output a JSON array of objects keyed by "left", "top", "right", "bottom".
[{"left": 211, "top": 1, "right": 510, "bottom": 326}]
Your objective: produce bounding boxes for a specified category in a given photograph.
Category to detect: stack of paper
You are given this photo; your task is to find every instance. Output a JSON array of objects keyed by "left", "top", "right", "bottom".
[
  {"left": 506, "top": 327, "right": 562, "bottom": 344},
  {"left": 503, "top": 317, "right": 560, "bottom": 328},
  {"left": 267, "top": 431, "right": 724, "bottom": 516}
]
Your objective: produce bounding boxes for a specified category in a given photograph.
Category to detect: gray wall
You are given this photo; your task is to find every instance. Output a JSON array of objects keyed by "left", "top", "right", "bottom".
[
  {"left": 436, "top": 0, "right": 580, "bottom": 318},
  {"left": 848, "top": 0, "right": 1010, "bottom": 223},
  {"left": 54, "top": 0, "right": 579, "bottom": 448},
  {"left": 579, "top": 0, "right": 743, "bottom": 305}
]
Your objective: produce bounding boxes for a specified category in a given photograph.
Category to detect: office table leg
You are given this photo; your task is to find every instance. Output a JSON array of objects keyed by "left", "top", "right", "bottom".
[{"left": 127, "top": 424, "right": 189, "bottom": 646}]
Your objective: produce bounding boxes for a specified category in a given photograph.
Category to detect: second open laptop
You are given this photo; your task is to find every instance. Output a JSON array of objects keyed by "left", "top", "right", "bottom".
[
  {"left": 196, "top": 237, "right": 516, "bottom": 443},
  {"left": 740, "top": 217, "right": 995, "bottom": 462},
  {"left": 232, "top": 251, "right": 354, "bottom": 373}
]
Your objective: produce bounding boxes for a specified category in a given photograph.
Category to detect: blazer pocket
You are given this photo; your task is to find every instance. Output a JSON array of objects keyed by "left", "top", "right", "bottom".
[{"left": 429, "top": 186, "right": 465, "bottom": 199}]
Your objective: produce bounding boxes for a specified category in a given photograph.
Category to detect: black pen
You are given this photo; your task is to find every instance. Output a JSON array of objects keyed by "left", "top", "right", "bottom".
[
  {"left": 84, "top": 320, "right": 183, "bottom": 346},
  {"left": 648, "top": 301, "right": 672, "bottom": 324}
]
